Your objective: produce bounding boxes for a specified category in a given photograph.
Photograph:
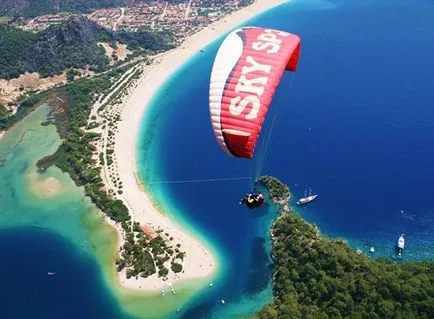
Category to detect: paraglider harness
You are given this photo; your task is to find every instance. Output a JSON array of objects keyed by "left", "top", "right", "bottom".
[{"left": 239, "top": 190, "right": 265, "bottom": 209}]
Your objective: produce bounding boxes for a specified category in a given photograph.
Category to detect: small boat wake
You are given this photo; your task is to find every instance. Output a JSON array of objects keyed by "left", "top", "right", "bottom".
[{"left": 400, "top": 209, "right": 416, "bottom": 222}]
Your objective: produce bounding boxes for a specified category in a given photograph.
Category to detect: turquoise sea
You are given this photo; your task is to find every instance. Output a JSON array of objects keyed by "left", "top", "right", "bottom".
[
  {"left": 0, "top": 106, "right": 129, "bottom": 318},
  {"left": 1, "top": 0, "right": 434, "bottom": 318}
]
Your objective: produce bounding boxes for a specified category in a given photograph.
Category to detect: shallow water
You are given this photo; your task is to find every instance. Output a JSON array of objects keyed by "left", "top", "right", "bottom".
[{"left": 0, "top": 105, "right": 130, "bottom": 318}]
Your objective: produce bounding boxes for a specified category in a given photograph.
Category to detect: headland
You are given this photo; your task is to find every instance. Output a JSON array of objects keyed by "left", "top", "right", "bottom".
[{"left": 258, "top": 176, "right": 434, "bottom": 318}]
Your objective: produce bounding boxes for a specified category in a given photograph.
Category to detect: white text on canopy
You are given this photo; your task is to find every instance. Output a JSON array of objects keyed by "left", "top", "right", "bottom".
[{"left": 229, "top": 29, "right": 289, "bottom": 120}]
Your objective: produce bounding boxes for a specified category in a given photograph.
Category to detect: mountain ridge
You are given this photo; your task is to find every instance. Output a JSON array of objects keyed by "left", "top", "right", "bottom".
[{"left": 0, "top": 16, "right": 173, "bottom": 79}]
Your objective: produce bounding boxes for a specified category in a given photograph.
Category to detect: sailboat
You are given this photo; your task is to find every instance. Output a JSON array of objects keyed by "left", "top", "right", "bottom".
[
  {"left": 297, "top": 187, "right": 318, "bottom": 205},
  {"left": 397, "top": 234, "right": 405, "bottom": 256}
]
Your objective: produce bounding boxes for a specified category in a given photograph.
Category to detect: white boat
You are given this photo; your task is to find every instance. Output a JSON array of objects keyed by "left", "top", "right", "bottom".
[
  {"left": 297, "top": 188, "right": 318, "bottom": 205},
  {"left": 397, "top": 234, "right": 405, "bottom": 256},
  {"left": 297, "top": 194, "right": 318, "bottom": 205},
  {"left": 369, "top": 247, "right": 375, "bottom": 253}
]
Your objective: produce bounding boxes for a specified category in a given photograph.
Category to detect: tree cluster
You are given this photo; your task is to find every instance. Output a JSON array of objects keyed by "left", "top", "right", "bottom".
[
  {"left": 117, "top": 222, "right": 157, "bottom": 279},
  {"left": 258, "top": 175, "right": 290, "bottom": 203},
  {"left": 117, "top": 221, "right": 184, "bottom": 279}
]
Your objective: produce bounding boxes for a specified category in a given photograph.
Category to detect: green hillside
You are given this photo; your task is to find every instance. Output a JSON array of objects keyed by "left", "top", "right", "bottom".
[
  {"left": 0, "top": 16, "right": 173, "bottom": 79},
  {"left": 257, "top": 177, "right": 434, "bottom": 319}
]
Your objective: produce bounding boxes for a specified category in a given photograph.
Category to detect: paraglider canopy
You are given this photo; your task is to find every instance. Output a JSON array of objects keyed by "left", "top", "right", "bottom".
[{"left": 209, "top": 27, "right": 301, "bottom": 159}]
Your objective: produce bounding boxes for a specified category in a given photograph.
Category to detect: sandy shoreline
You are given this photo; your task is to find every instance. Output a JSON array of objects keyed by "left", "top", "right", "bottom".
[{"left": 113, "top": 0, "right": 289, "bottom": 291}]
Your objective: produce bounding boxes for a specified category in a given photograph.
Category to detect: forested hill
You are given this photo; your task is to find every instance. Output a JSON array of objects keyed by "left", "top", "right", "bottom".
[
  {"left": 0, "top": 16, "right": 173, "bottom": 79},
  {"left": 257, "top": 177, "right": 434, "bottom": 319},
  {"left": 0, "top": 0, "right": 126, "bottom": 18}
]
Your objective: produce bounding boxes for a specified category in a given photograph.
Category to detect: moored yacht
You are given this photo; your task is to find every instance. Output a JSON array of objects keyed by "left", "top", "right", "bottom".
[
  {"left": 397, "top": 234, "right": 405, "bottom": 256},
  {"left": 297, "top": 188, "right": 318, "bottom": 205}
]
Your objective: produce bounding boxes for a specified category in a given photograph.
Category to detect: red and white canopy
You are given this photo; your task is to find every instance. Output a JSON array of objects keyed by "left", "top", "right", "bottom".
[{"left": 209, "top": 27, "right": 301, "bottom": 158}]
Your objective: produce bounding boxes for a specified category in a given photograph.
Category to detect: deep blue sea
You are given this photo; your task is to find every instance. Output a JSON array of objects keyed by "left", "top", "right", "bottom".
[
  {"left": 0, "top": 228, "right": 127, "bottom": 319},
  {"left": 138, "top": 0, "right": 434, "bottom": 317}
]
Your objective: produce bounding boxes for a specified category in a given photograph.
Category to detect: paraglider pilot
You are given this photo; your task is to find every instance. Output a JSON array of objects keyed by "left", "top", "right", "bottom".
[{"left": 239, "top": 190, "right": 265, "bottom": 209}]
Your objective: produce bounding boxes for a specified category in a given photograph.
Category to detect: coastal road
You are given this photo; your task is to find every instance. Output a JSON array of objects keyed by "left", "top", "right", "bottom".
[
  {"left": 99, "top": 66, "right": 141, "bottom": 191},
  {"left": 160, "top": 2, "right": 168, "bottom": 20},
  {"left": 87, "top": 63, "right": 143, "bottom": 204},
  {"left": 185, "top": 0, "right": 194, "bottom": 19},
  {"left": 113, "top": 7, "right": 125, "bottom": 31},
  {"left": 89, "top": 65, "right": 138, "bottom": 121}
]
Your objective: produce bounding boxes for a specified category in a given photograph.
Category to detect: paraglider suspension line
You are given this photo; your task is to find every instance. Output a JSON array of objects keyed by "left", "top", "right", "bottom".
[
  {"left": 254, "top": 74, "right": 297, "bottom": 180},
  {"left": 148, "top": 176, "right": 252, "bottom": 185}
]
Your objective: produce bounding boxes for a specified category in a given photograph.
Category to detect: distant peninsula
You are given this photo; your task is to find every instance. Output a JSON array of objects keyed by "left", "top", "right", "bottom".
[{"left": 257, "top": 176, "right": 434, "bottom": 319}]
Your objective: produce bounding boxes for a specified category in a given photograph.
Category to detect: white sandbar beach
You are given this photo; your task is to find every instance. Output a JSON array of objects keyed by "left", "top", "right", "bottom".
[{"left": 113, "top": 0, "right": 289, "bottom": 291}]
